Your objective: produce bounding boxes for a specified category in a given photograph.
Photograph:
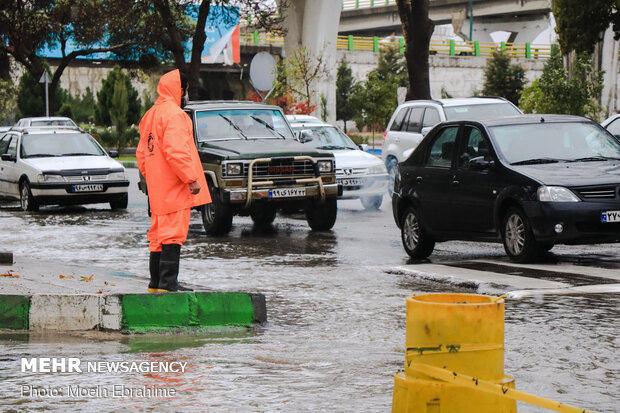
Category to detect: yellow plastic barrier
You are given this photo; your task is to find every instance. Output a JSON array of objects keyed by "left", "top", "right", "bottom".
[
  {"left": 394, "top": 293, "right": 515, "bottom": 412},
  {"left": 392, "top": 293, "right": 596, "bottom": 413}
]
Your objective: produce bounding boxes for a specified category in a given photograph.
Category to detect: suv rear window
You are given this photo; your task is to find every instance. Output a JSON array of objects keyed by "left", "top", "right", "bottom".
[
  {"left": 389, "top": 108, "right": 408, "bottom": 131},
  {"left": 444, "top": 103, "right": 520, "bottom": 121}
]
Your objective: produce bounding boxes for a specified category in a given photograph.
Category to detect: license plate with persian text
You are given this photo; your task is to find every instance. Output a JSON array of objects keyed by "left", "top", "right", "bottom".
[
  {"left": 601, "top": 210, "right": 620, "bottom": 223},
  {"left": 72, "top": 184, "right": 104, "bottom": 193},
  {"left": 269, "top": 187, "right": 306, "bottom": 198}
]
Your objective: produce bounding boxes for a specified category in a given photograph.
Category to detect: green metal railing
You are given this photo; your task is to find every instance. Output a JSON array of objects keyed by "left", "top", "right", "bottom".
[
  {"left": 240, "top": 32, "right": 554, "bottom": 59},
  {"left": 342, "top": 0, "right": 394, "bottom": 8}
]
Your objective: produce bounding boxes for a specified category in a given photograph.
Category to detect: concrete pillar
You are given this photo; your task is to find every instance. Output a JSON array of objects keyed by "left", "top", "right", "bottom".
[
  {"left": 601, "top": 26, "right": 619, "bottom": 115},
  {"left": 280, "top": 0, "right": 343, "bottom": 124}
]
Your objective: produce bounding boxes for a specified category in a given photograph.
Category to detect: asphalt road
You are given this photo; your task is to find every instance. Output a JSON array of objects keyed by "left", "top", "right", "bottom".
[{"left": 0, "top": 167, "right": 618, "bottom": 412}]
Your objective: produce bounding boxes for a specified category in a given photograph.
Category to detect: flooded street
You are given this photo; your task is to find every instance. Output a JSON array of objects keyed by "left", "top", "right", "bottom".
[{"left": 0, "top": 169, "right": 618, "bottom": 412}]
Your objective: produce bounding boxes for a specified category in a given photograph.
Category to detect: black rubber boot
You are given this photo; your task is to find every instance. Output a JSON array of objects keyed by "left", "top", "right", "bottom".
[
  {"left": 157, "top": 244, "right": 193, "bottom": 292},
  {"left": 147, "top": 251, "right": 161, "bottom": 293}
]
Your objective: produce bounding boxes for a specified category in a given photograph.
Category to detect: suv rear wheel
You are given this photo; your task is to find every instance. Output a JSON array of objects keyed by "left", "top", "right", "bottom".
[
  {"left": 386, "top": 157, "right": 397, "bottom": 196},
  {"left": 20, "top": 181, "right": 39, "bottom": 212},
  {"left": 201, "top": 183, "right": 233, "bottom": 236},
  {"left": 401, "top": 206, "right": 434, "bottom": 259},
  {"left": 501, "top": 207, "right": 543, "bottom": 263},
  {"left": 305, "top": 198, "right": 337, "bottom": 231},
  {"left": 361, "top": 195, "right": 383, "bottom": 210}
]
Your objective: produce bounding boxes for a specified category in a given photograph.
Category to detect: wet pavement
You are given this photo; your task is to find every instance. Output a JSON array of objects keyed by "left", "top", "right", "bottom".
[{"left": 0, "top": 169, "right": 618, "bottom": 412}]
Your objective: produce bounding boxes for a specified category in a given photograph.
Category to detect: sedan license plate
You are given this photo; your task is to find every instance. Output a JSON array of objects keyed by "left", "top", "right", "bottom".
[
  {"left": 269, "top": 188, "right": 306, "bottom": 198},
  {"left": 601, "top": 210, "right": 620, "bottom": 223},
  {"left": 72, "top": 184, "right": 104, "bottom": 193},
  {"left": 338, "top": 178, "right": 366, "bottom": 187}
]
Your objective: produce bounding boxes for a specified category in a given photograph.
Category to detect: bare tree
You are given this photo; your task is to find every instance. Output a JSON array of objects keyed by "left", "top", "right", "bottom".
[{"left": 396, "top": 0, "right": 434, "bottom": 100}]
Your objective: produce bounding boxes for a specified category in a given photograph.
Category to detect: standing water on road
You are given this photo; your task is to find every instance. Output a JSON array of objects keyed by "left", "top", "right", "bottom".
[{"left": 0, "top": 170, "right": 617, "bottom": 411}]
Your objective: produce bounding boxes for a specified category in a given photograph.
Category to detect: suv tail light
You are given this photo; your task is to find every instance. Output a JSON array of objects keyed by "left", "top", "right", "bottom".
[{"left": 382, "top": 130, "right": 387, "bottom": 146}]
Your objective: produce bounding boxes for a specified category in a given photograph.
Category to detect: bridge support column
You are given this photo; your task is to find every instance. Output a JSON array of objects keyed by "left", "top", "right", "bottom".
[{"left": 280, "top": 0, "right": 343, "bottom": 124}]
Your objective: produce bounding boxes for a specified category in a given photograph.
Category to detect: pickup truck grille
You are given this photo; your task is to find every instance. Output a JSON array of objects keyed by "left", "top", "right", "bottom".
[
  {"left": 223, "top": 160, "right": 316, "bottom": 178},
  {"left": 247, "top": 160, "right": 316, "bottom": 177}
]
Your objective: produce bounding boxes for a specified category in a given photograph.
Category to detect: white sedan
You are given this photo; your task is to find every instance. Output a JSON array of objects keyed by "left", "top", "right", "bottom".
[
  {"left": 0, "top": 126, "right": 129, "bottom": 211},
  {"left": 288, "top": 117, "right": 388, "bottom": 209}
]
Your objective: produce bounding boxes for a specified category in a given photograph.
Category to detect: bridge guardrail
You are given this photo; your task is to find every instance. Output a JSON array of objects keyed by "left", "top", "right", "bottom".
[
  {"left": 240, "top": 32, "right": 555, "bottom": 59},
  {"left": 342, "top": 0, "right": 395, "bottom": 8}
]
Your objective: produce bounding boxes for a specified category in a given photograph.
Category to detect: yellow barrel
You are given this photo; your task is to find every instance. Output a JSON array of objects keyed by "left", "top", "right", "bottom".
[
  {"left": 393, "top": 371, "right": 516, "bottom": 413},
  {"left": 393, "top": 293, "right": 516, "bottom": 413},
  {"left": 405, "top": 293, "right": 505, "bottom": 380}
]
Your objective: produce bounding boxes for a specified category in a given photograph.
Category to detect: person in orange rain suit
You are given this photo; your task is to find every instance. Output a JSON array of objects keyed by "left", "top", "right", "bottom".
[{"left": 136, "top": 69, "right": 210, "bottom": 292}]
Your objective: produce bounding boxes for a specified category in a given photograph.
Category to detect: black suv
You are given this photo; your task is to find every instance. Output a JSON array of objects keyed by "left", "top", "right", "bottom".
[{"left": 139, "top": 101, "right": 340, "bottom": 235}]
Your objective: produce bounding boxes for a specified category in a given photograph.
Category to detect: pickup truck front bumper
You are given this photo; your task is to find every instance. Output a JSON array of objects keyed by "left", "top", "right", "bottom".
[{"left": 223, "top": 183, "right": 341, "bottom": 204}]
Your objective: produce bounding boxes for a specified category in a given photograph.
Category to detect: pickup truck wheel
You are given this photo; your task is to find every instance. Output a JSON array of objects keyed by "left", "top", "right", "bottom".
[
  {"left": 109, "top": 193, "right": 128, "bottom": 210},
  {"left": 201, "top": 185, "right": 233, "bottom": 236},
  {"left": 20, "top": 181, "right": 39, "bottom": 212},
  {"left": 361, "top": 195, "right": 383, "bottom": 210},
  {"left": 401, "top": 206, "right": 434, "bottom": 259},
  {"left": 305, "top": 198, "right": 337, "bottom": 231},
  {"left": 251, "top": 206, "right": 277, "bottom": 226}
]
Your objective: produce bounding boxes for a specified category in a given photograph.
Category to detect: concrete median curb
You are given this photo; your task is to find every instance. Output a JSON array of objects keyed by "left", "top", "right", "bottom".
[{"left": 0, "top": 292, "right": 266, "bottom": 332}]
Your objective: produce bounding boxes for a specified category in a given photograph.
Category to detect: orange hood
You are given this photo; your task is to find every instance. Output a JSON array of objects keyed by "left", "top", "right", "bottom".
[{"left": 156, "top": 69, "right": 182, "bottom": 107}]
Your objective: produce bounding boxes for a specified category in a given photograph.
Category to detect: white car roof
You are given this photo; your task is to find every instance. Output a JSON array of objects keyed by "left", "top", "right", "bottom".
[
  {"left": 601, "top": 113, "right": 620, "bottom": 127},
  {"left": 402, "top": 97, "right": 510, "bottom": 107},
  {"left": 285, "top": 115, "right": 325, "bottom": 124}
]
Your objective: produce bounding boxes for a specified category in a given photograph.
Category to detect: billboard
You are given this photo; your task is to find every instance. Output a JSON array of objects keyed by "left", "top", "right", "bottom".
[{"left": 37, "top": 6, "right": 240, "bottom": 65}]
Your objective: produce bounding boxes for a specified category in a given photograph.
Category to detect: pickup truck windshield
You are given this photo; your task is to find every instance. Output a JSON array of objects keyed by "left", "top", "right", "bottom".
[{"left": 195, "top": 109, "right": 295, "bottom": 142}]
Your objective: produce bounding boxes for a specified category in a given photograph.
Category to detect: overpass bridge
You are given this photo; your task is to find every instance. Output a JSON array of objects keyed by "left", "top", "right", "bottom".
[{"left": 339, "top": 0, "right": 553, "bottom": 43}]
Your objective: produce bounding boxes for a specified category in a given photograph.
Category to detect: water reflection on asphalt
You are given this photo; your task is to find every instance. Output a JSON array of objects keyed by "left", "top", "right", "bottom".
[{"left": 0, "top": 187, "right": 618, "bottom": 412}]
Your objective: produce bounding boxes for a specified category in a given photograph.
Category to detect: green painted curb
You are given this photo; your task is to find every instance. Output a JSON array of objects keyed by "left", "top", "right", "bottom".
[
  {"left": 195, "top": 292, "right": 254, "bottom": 327},
  {"left": 121, "top": 294, "right": 194, "bottom": 330},
  {"left": 0, "top": 295, "right": 30, "bottom": 330},
  {"left": 120, "top": 292, "right": 264, "bottom": 331}
]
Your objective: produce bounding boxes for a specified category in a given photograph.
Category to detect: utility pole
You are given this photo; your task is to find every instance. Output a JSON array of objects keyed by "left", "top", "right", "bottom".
[{"left": 39, "top": 72, "right": 51, "bottom": 117}]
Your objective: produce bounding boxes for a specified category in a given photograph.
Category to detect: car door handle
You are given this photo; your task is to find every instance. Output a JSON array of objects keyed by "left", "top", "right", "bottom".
[
  {"left": 451, "top": 180, "right": 460, "bottom": 187},
  {"left": 394, "top": 137, "right": 401, "bottom": 142},
  {"left": 416, "top": 176, "right": 423, "bottom": 184}
]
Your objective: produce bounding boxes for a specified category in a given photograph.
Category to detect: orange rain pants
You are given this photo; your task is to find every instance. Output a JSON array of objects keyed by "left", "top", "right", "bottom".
[{"left": 147, "top": 208, "right": 191, "bottom": 252}]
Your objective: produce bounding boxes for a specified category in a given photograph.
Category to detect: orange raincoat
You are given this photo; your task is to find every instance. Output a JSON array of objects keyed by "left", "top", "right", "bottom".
[{"left": 137, "top": 69, "right": 210, "bottom": 215}]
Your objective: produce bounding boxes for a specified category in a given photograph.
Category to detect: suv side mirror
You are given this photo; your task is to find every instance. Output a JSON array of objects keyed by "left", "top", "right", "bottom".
[
  {"left": 107, "top": 149, "right": 119, "bottom": 158},
  {"left": 469, "top": 156, "right": 495, "bottom": 171},
  {"left": 1, "top": 153, "right": 16, "bottom": 162},
  {"left": 299, "top": 130, "right": 313, "bottom": 143},
  {"left": 358, "top": 143, "right": 368, "bottom": 151},
  {"left": 421, "top": 126, "right": 433, "bottom": 137}
]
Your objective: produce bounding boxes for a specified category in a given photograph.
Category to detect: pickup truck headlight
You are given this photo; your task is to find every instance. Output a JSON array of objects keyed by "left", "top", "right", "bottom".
[
  {"left": 108, "top": 171, "right": 127, "bottom": 180},
  {"left": 225, "top": 163, "right": 243, "bottom": 176},
  {"left": 317, "top": 160, "right": 333, "bottom": 173},
  {"left": 537, "top": 186, "right": 580, "bottom": 202},
  {"left": 38, "top": 174, "right": 65, "bottom": 183}
]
